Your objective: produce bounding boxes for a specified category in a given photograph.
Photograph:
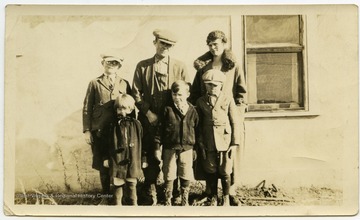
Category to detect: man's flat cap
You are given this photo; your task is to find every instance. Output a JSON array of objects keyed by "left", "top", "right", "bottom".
[{"left": 153, "top": 29, "right": 178, "bottom": 45}]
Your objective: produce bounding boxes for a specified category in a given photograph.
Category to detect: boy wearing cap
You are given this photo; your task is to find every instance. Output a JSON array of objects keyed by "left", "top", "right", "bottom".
[
  {"left": 132, "top": 29, "right": 189, "bottom": 205},
  {"left": 196, "top": 69, "right": 240, "bottom": 206},
  {"left": 83, "top": 52, "right": 132, "bottom": 205}
]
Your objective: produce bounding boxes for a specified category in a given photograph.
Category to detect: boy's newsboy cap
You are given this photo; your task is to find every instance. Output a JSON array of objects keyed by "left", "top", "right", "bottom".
[
  {"left": 153, "top": 29, "right": 178, "bottom": 45},
  {"left": 100, "top": 50, "right": 124, "bottom": 63},
  {"left": 202, "top": 69, "right": 226, "bottom": 85}
]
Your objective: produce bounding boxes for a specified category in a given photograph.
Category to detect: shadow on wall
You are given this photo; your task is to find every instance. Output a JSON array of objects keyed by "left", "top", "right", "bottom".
[{"left": 15, "top": 109, "right": 100, "bottom": 193}]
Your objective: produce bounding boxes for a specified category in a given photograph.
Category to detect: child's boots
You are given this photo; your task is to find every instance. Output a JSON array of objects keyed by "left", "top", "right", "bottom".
[
  {"left": 181, "top": 186, "right": 190, "bottom": 206},
  {"left": 128, "top": 182, "right": 138, "bottom": 206},
  {"left": 114, "top": 186, "right": 123, "bottom": 206},
  {"left": 164, "top": 189, "right": 172, "bottom": 206},
  {"left": 149, "top": 184, "right": 157, "bottom": 206}
]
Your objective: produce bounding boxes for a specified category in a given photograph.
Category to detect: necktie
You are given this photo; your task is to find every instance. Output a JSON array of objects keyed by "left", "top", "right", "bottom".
[{"left": 108, "top": 75, "right": 114, "bottom": 89}]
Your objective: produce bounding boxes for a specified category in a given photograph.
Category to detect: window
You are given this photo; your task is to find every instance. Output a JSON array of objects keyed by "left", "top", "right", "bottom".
[{"left": 244, "top": 15, "right": 307, "bottom": 112}]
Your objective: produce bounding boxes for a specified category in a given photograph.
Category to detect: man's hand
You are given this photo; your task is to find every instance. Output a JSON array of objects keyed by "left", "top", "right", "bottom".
[
  {"left": 197, "top": 142, "right": 206, "bottom": 160},
  {"left": 193, "top": 149, "right": 197, "bottom": 161},
  {"left": 202, "top": 148, "right": 207, "bottom": 160},
  {"left": 84, "top": 131, "right": 93, "bottom": 145},
  {"left": 103, "top": 160, "right": 109, "bottom": 168},
  {"left": 154, "top": 149, "right": 162, "bottom": 162},
  {"left": 146, "top": 110, "right": 158, "bottom": 126}
]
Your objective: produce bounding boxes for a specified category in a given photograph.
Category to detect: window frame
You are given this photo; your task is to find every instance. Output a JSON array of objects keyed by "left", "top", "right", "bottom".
[{"left": 243, "top": 15, "right": 310, "bottom": 115}]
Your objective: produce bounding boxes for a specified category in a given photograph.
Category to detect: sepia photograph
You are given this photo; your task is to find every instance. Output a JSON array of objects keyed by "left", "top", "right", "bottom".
[{"left": 3, "top": 3, "right": 359, "bottom": 217}]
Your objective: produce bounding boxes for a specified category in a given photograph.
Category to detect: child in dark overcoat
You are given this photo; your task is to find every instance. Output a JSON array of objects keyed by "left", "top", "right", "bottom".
[
  {"left": 154, "top": 80, "right": 199, "bottom": 206},
  {"left": 103, "top": 94, "right": 143, "bottom": 206}
]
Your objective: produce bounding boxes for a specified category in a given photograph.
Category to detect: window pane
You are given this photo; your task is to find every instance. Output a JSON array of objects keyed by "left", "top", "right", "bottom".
[
  {"left": 246, "top": 15, "right": 300, "bottom": 45},
  {"left": 247, "top": 53, "right": 303, "bottom": 110}
]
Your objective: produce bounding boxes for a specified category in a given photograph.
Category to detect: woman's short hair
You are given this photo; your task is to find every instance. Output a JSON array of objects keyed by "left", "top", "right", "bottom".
[
  {"left": 171, "top": 80, "right": 191, "bottom": 93},
  {"left": 206, "top": 30, "right": 227, "bottom": 45},
  {"left": 114, "top": 94, "right": 135, "bottom": 111}
]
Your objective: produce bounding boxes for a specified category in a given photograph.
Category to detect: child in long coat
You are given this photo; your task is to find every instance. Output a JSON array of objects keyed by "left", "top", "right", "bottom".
[
  {"left": 196, "top": 69, "right": 240, "bottom": 206},
  {"left": 103, "top": 94, "right": 143, "bottom": 205}
]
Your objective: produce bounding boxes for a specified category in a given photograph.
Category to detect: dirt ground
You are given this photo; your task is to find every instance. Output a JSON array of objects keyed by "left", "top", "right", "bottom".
[{"left": 14, "top": 180, "right": 342, "bottom": 206}]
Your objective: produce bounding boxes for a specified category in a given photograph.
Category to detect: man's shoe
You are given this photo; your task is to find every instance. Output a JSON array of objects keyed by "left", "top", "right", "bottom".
[
  {"left": 164, "top": 199, "right": 172, "bottom": 206},
  {"left": 222, "top": 195, "right": 230, "bottom": 206},
  {"left": 209, "top": 196, "right": 217, "bottom": 206},
  {"left": 98, "top": 197, "right": 109, "bottom": 205},
  {"left": 151, "top": 195, "right": 158, "bottom": 206}
]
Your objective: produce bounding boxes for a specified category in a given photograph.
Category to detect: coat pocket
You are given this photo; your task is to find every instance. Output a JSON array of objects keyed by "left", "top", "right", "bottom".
[
  {"left": 115, "top": 147, "right": 129, "bottom": 165},
  {"left": 165, "top": 123, "right": 173, "bottom": 132},
  {"left": 221, "top": 103, "right": 229, "bottom": 111},
  {"left": 164, "top": 123, "right": 174, "bottom": 139}
]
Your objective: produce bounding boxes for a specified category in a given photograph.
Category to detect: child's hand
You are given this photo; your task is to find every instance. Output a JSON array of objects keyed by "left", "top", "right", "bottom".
[
  {"left": 84, "top": 131, "right": 93, "bottom": 145},
  {"left": 103, "top": 159, "right": 109, "bottom": 168},
  {"left": 193, "top": 149, "right": 197, "bottom": 161},
  {"left": 227, "top": 145, "right": 237, "bottom": 159},
  {"left": 146, "top": 110, "right": 158, "bottom": 126},
  {"left": 154, "top": 149, "right": 162, "bottom": 162},
  {"left": 141, "top": 156, "right": 148, "bottom": 168}
]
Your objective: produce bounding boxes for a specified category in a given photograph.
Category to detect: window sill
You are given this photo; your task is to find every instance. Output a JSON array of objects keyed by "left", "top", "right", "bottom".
[
  {"left": 246, "top": 43, "right": 303, "bottom": 53},
  {"left": 244, "top": 110, "right": 319, "bottom": 120}
]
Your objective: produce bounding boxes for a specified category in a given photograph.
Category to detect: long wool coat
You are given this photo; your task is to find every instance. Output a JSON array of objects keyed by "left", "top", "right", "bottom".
[
  {"left": 196, "top": 92, "right": 240, "bottom": 152},
  {"left": 109, "top": 117, "right": 143, "bottom": 180}
]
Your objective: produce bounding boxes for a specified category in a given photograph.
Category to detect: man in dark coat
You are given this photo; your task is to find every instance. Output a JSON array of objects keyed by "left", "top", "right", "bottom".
[{"left": 132, "top": 29, "right": 189, "bottom": 205}]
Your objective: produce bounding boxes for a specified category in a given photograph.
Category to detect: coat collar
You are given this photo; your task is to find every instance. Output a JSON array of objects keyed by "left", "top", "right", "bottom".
[
  {"left": 170, "top": 101, "right": 194, "bottom": 117},
  {"left": 97, "top": 73, "right": 122, "bottom": 91}
]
